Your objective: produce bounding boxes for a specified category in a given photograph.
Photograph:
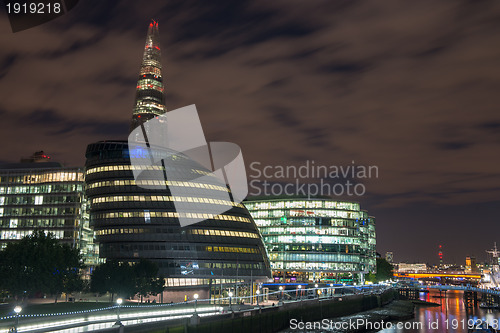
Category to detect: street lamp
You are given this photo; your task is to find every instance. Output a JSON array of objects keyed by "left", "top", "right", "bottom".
[
  {"left": 298, "top": 285, "right": 302, "bottom": 299},
  {"left": 279, "top": 286, "right": 284, "bottom": 300},
  {"left": 314, "top": 284, "right": 319, "bottom": 298},
  {"left": 256, "top": 289, "right": 260, "bottom": 307},
  {"left": 115, "top": 298, "right": 123, "bottom": 326},
  {"left": 13, "top": 305, "right": 22, "bottom": 333},
  {"left": 228, "top": 291, "right": 233, "bottom": 310},
  {"left": 330, "top": 283, "right": 334, "bottom": 297},
  {"left": 194, "top": 294, "right": 199, "bottom": 313}
]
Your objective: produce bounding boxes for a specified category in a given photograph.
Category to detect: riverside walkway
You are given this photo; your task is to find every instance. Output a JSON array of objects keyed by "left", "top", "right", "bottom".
[{"left": 0, "top": 284, "right": 390, "bottom": 332}]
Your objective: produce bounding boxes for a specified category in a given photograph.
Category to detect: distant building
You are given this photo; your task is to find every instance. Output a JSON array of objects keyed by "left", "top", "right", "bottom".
[
  {"left": 465, "top": 256, "right": 477, "bottom": 273},
  {"left": 385, "top": 252, "right": 394, "bottom": 263},
  {"left": 0, "top": 152, "right": 98, "bottom": 266},
  {"left": 397, "top": 263, "right": 427, "bottom": 272},
  {"left": 244, "top": 197, "right": 376, "bottom": 284}
]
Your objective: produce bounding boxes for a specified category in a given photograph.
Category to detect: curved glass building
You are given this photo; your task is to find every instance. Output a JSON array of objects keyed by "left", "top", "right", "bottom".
[
  {"left": 85, "top": 141, "right": 271, "bottom": 288},
  {"left": 84, "top": 21, "right": 271, "bottom": 294},
  {"left": 244, "top": 198, "right": 376, "bottom": 284}
]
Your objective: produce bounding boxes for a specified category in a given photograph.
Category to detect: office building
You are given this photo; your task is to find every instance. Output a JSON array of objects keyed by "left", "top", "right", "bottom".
[
  {"left": 0, "top": 151, "right": 98, "bottom": 266},
  {"left": 244, "top": 197, "right": 376, "bottom": 284}
]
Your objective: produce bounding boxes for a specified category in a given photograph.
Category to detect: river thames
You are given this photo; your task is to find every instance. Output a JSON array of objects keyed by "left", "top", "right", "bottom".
[{"left": 379, "top": 289, "right": 500, "bottom": 333}]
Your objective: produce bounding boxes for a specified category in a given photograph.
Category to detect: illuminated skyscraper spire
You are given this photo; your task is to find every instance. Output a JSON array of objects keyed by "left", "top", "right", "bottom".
[{"left": 130, "top": 19, "right": 166, "bottom": 132}]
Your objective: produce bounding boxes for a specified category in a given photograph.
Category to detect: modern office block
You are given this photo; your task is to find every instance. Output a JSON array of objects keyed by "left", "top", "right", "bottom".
[
  {"left": 0, "top": 151, "right": 98, "bottom": 266},
  {"left": 244, "top": 197, "right": 376, "bottom": 283}
]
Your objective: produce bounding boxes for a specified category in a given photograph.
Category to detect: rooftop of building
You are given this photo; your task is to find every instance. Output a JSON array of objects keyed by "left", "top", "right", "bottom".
[
  {"left": 0, "top": 151, "right": 77, "bottom": 171},
  {"left": 0, "top": 162, "right": 64, "bottom": 170},
  {"left": 244, "top": 195, "right": 375, "bottom": 219},
  {"left": 244, "top": 194, "right": 360, "bottom": 204}
]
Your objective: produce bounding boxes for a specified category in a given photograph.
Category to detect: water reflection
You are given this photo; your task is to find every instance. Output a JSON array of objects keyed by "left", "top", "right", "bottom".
[{"left": 380, "top": 289, "right": 500, "bottom": 333}]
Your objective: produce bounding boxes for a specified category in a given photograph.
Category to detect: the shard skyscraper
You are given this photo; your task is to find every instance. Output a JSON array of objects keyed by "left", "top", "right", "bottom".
[{"left": 130, "top": 20, "right": 166, "bottom": 132}]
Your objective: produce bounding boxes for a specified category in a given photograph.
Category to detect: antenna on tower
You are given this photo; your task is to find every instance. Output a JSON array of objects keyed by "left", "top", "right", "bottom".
[{"left": 438, "top": 245, "right": 443, "bottom": 268}]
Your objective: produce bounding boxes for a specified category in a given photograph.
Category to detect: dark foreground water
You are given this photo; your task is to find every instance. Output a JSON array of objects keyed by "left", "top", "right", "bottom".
[{"left": 379, "top": 289, "right": 500, "bottom": 333}]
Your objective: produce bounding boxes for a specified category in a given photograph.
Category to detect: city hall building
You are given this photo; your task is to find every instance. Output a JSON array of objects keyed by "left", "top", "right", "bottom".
[
  {"left": 84, "top": 20, "right": 271, "bottom": 298},
  {"left": 244, "top": 197, "right": 376, "bottom": 284}
]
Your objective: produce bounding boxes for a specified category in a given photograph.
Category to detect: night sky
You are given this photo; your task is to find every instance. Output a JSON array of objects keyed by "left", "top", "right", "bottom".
[{"left": 1, "top": 0, "right": 499, "bottom": 265}]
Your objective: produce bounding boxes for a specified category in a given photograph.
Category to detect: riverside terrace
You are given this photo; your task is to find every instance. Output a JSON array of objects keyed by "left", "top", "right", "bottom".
[{"left": 0, "top": 284, "right": 393, "bottom": 333}]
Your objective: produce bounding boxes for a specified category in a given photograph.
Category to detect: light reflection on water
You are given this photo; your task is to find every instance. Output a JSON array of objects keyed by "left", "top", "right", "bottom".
[{"left": 380, "top": 289, "right": 500, "bottom": 333}]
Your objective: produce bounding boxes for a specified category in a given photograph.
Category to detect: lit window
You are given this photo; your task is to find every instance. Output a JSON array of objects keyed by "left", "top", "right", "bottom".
[
  {"left": 35, "top": 195, "right": 44, "bottom": 205},
  {"left": 9, "top": 219, "right": 18, "bottom": 228}
]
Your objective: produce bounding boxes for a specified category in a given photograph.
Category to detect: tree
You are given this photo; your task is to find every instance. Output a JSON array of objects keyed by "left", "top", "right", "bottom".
[
  {"left": 90, "top": 260, "right": 135, "bottom": 301},
  {"left": 91, "top": 259, "right": 165, "bottom": 303},
  {"left": 367, "top": 258, "right": 394, "bottom": 283},
  {"left": 89, "top": 262, "right": 111, "bottom": 297},
  {"left": 134, "top": 259, "right": 164, "bottom": 303},
  {"left": 49, "top": 238, "right": 84, "bottom": 302},
  {"left": 111, "top": 263, "right": 135, "bottom": 300},
  {"left": 151, "top": 275, "right": 166, "bottom": 301},
  {"left": 0, "top": 230, "right": 84, "bottom": 301},
  {"left": 62, "top": 270, "right": 84, "bottom": 302}
]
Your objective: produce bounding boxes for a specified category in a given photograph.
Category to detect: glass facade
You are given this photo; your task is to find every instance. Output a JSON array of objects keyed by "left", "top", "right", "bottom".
[
  {"left": 244, "top": 198, "right": 376, "bottom": 283},
  {"left": 130, "top": 19, "right": 166, "bottom": 132},
  {"left": 85, "top": 141, "right": 272, "bottom": 287},
  {"left": 0, "top": 162, "right": 98, "bottom": 266}
]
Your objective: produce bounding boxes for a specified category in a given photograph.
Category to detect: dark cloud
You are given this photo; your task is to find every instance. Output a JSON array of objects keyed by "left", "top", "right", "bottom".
[
  {"left": 478, "top": 121, "right": 500, "bottom": 132},
  {"left": 24, "top": 109, "right": 65, "bottom": 125},
  {"left": 0, "top": 54, "right": 16, "bottom": 78},
  {"left": 288, "top": 46, "right": 326, "bottom": 60},
  {"left": 78, "top": 120, "right": 129, "bottom": 136},
  {"left": 49, "top": 2, "right": 124, "bottom": 30},
  {"left": 302, "top": 127, "right": 328, "bottom": 147},
  {"left": 436, "top": 141, "right": 473, "bottom": 151},
  {"left": 38, "top": 34, "right": 104, "bottom": 58},
  {"left": 165, "top": 1, "right": 319, "bottom": 44},
  {"left": 96, "top": 74, "right": 137, "bottom": 87},
  {"left": 267, "top": 106, "right": 300, "bottom": 128},
  {"left": 5, "top": 107, "right": 129, "bottom": 137},
  {"left": 319, "top": 61, "right": 370, "bottom": 74},
  {"left": 263, "top": 78, "right": 289, "bottom": 89},
  {"left": 414, "top": 46, "right": 447, "bottom": 58}
]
